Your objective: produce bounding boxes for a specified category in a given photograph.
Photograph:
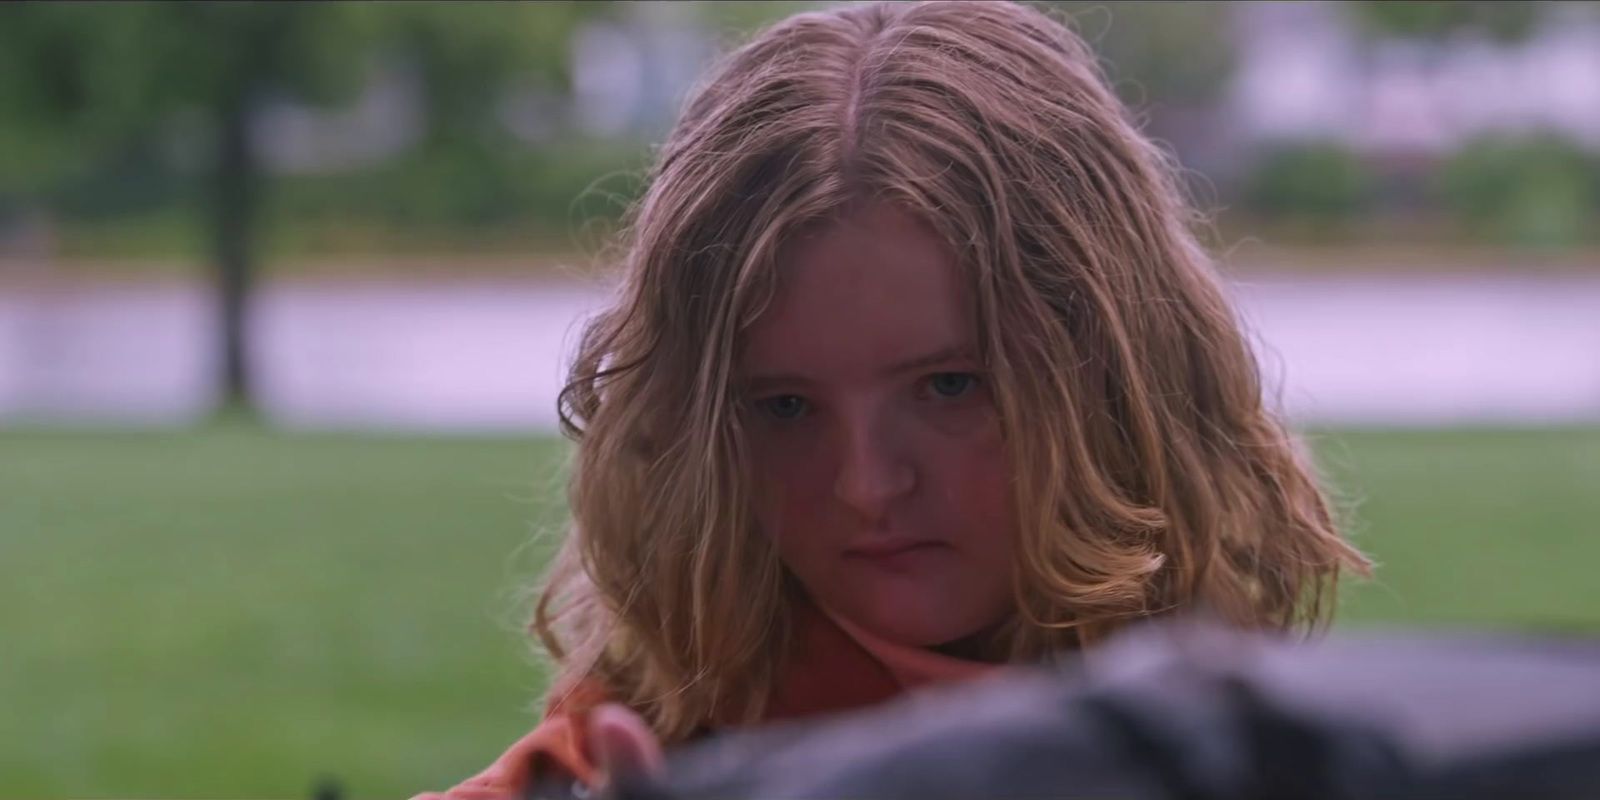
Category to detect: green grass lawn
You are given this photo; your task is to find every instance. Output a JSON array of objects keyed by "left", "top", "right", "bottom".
[{"left": 3, "top": 424, "right": 1598, "bottom": 799}]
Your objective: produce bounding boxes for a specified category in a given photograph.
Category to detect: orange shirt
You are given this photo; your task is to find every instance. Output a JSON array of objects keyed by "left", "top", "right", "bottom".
[{"left": 414, "top": 602, "right": 997, "bottom": 800}]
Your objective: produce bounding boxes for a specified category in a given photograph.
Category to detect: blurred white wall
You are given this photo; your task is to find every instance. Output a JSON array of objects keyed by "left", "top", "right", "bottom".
[
  {"left": 1231, "top": 1, "right": 1600, "bottom": 154},
  {"left": 3, "top": 275, "right": 1597, "bottom": 431}
]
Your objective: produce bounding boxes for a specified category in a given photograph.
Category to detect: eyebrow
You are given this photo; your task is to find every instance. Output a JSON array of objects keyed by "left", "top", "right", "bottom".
[
  {"left": 884, "top": 343, "right": 976, "bottom": 375},
  {"left": 742, "top": 344, "right": 977, "bottom": 391}
]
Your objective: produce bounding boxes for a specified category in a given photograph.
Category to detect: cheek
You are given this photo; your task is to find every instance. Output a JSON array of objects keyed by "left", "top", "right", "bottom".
[
  {"left": 924, "top": 417, "right": 1015, "bottom": 538},
  {"left": 749, "top": 432, "right": 836, "bottom": 540}
]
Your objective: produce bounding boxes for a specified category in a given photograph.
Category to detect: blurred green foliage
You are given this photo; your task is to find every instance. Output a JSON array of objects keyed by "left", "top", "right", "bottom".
[
  {"left": 1243, "top": 142, "right": 1379, "bottom": 235},
  {"left": 376, "top": 2, "right": 618, "bottom": 148},
  {"left": 0, "top": 1, "right": 624, "bottom": 228},
  {"left": 4, "top": 1, "right": 1600, "bottom": 260},
  {"left": 0, "top": 3, "right": 377, "bottom": 192},
  {"left": 1040, "top": 1, "right": 1237, "bottom": 110},
  {"left": 33, "top": 137, "right": 652, "bottom": 261},
  {"left": 268, "top": 139, "right": 648, "bottom": 241},
  {"left": 1351, "top": 1, "right": 1549, "bottom": 44},
  {"left": 0, "top": 1, "right": 625, "bottom": 412},
  {"left": 0, "top": 1, "right": 613, "bottom": 164},
  {"left": 1434, "top": 134, "right": 1600, "bottom": 249},
  {"left": 693, "top": 0, "right": 827, "bottom": 37}
]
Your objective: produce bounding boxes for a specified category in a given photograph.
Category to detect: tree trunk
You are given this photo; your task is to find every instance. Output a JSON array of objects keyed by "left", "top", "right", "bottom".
[{"left": 212, "top": 91, "right": 257, "bottom": 419}]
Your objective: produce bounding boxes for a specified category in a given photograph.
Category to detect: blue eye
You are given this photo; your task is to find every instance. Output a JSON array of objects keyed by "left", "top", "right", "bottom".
[
  {"left": 929, "top": 372, "right": 976, "bottom": 398},
  {"left": 760, "top": 394, "right": 809, "bottom": 420}
]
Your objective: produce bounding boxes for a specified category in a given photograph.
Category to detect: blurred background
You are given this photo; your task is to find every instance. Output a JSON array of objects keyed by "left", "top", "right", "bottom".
[{"left": 2, "top": 1, "right": 1598, "bottom": 798}]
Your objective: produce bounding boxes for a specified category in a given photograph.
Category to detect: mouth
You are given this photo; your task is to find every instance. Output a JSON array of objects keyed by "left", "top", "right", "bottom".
[{"left": 846, "top": 540, "right": 949, "bottom": 563}]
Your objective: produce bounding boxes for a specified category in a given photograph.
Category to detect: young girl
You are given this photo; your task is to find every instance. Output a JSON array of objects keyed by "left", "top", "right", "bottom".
[{"left": 421, "top": 1, "right": 1369, "bottom": 796}]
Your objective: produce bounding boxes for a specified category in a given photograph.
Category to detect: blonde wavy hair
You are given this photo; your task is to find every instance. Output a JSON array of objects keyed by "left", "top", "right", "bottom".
[{"left": 536, "top": 0, "right": 1370, "bottom": 743}]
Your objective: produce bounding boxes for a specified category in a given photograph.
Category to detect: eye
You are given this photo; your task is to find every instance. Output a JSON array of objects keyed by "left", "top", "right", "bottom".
[
  {"left": 758, "top": 394, "right": 809, "bottom": 420},
  {"left": 928, "top": 372, "right": 977, "bottom": 398}
]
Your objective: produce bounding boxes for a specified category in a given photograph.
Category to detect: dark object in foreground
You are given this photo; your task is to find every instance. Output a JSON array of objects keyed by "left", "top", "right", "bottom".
[{"left": 597, "top": 621, "right": 1600, "bottom": 799}]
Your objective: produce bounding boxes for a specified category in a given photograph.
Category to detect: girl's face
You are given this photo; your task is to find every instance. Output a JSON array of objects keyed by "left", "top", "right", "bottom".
[{"left": 740, "top": 203, "right": 1018, "bottom": 649}]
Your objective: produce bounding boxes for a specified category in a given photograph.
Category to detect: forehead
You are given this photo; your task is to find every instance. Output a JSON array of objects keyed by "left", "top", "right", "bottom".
[{"left": 741, "top": 204, "right": 975, "bottom": 376}]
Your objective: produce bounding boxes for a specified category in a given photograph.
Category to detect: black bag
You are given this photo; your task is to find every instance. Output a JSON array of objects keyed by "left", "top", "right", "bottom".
[{"left": 603, "top": 621, "right": 1600, "bottom": 800}]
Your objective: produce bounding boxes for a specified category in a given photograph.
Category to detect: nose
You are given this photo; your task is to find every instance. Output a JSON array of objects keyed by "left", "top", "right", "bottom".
[{"left": 833, "top": 411, "right": 917, "bottom": 522}]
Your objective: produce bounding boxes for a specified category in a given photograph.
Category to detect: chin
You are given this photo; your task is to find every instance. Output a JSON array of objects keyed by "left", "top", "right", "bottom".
[{"left": 854, "top": 601, "right": 983, "bottom": 649}]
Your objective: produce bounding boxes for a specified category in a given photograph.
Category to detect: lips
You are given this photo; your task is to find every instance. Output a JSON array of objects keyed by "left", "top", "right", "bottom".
[
  {"left": 848, "top": 539, "right": 940, "bottom": 557},
  {"left": 845, "top": 539, "right": 949, "bottom": 568}
]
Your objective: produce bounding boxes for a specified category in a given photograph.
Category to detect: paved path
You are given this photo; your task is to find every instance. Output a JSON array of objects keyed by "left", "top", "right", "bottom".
[{"left": 1, "top": 274, "right": 1597, "bottom": 430}]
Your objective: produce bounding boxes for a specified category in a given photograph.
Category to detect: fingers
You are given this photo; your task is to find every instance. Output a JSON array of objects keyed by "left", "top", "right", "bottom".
[{"left": 588, "top": 703, "right": 667, "bottom": 791}]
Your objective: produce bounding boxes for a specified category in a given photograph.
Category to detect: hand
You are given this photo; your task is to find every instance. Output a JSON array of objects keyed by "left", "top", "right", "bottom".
[{"left": 587, "top": 703, "right": 667, "bottom": 793}]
